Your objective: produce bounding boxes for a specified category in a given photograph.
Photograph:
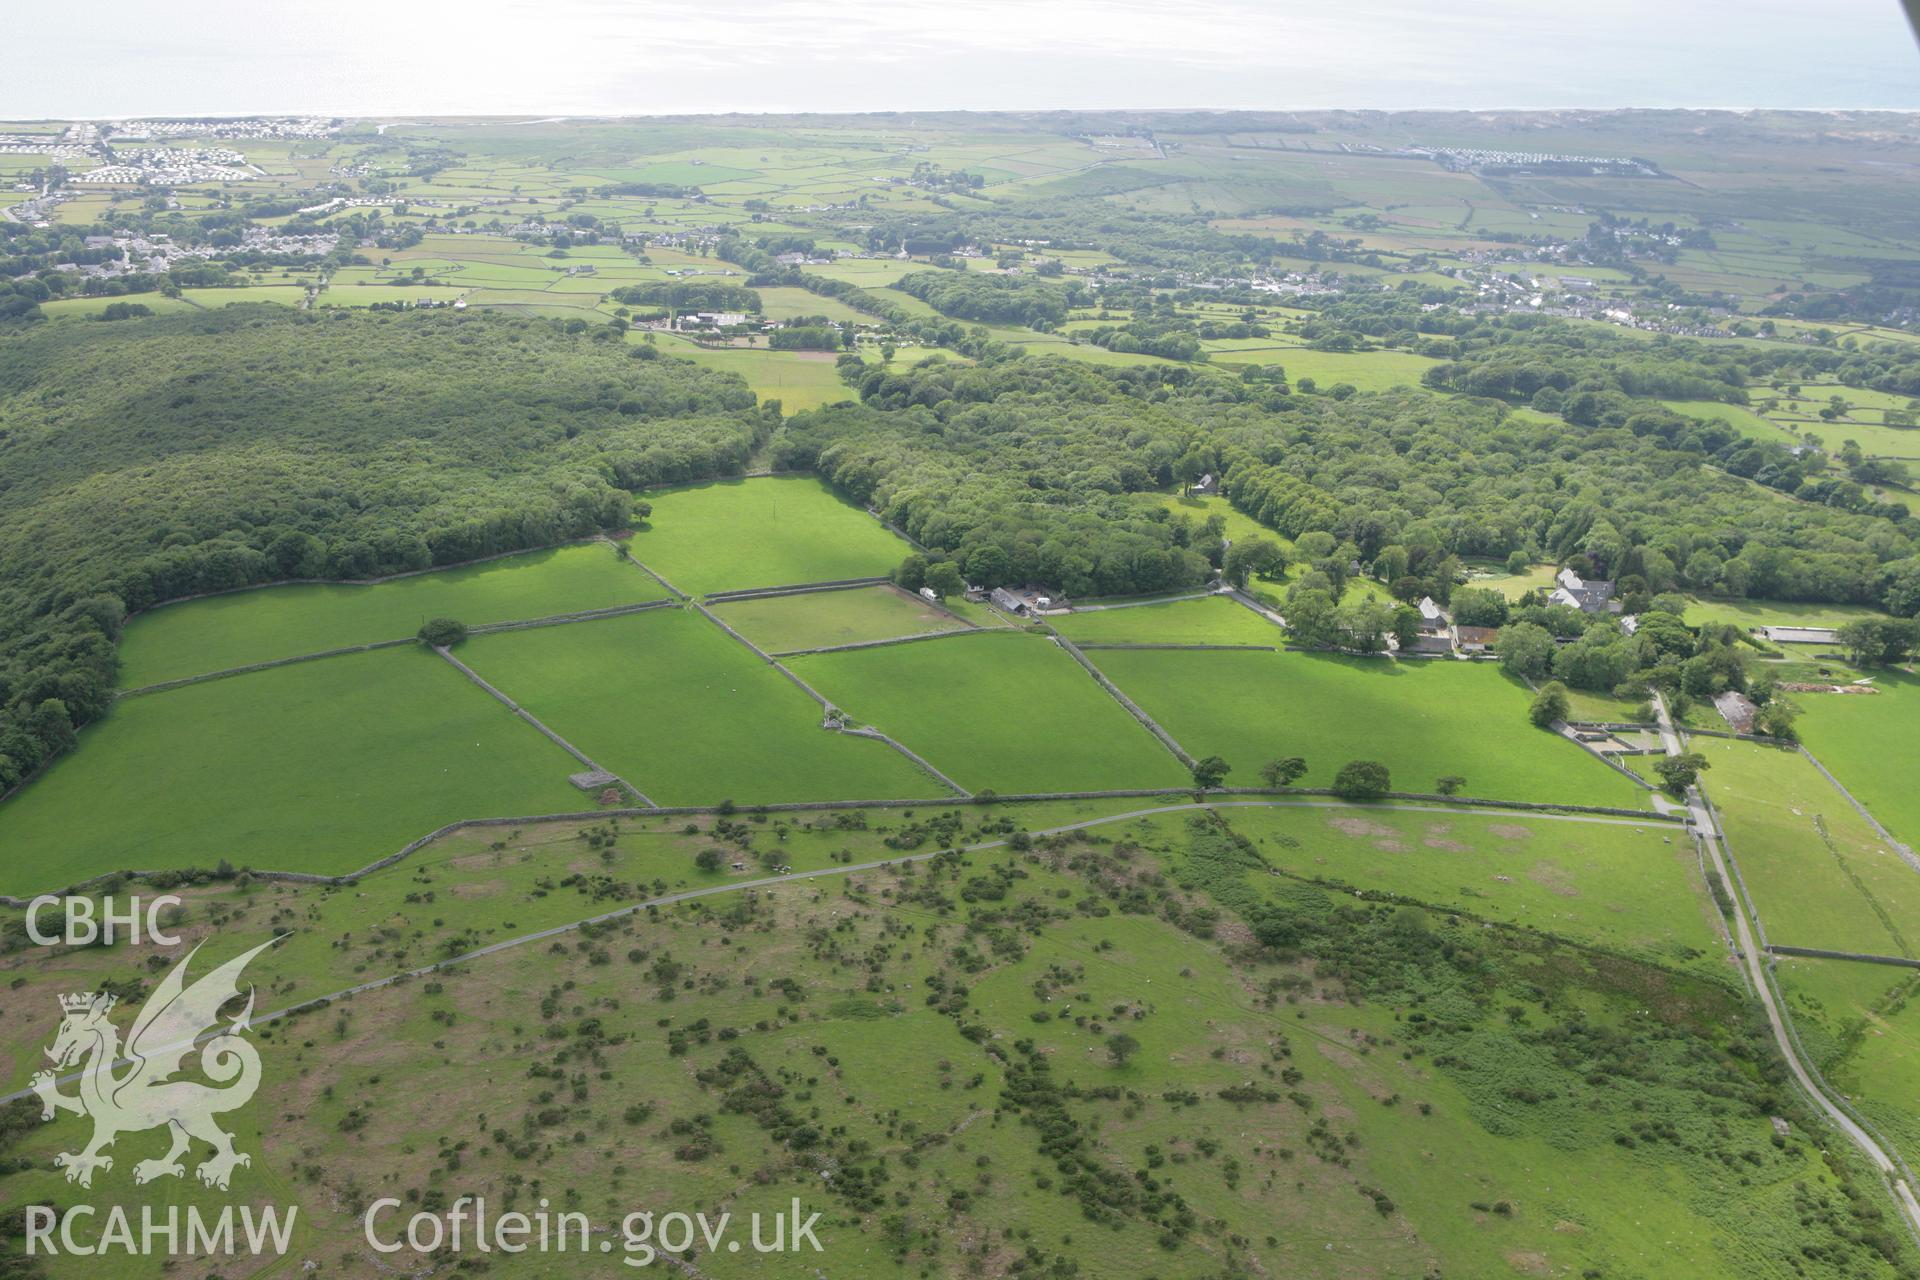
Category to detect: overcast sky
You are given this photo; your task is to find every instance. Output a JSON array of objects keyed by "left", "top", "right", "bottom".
[{"left": 8, "top": 0, "right": 1919, "bottom": 118}]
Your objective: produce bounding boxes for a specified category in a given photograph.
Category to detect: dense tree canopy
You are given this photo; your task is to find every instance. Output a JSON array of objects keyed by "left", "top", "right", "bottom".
[{"left": 0, "top": 306, "right": 769, "bottom": 791}]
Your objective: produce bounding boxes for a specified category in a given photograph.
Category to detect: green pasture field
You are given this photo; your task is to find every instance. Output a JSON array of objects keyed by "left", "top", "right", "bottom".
[
  {"left": 1797, "top": 419, "right": 1920, "bottom": 461},
  {"left": 799, "top": 258, "right": 928, "bottom": 288},
  {"left": 1138, "top": 491, "right": 1277, "bottom": 546},
  {"left": 627, "top": 475, "right": 906, "bottom": 593},
  {"left": 1662, "top": 399, "right": 1792, "bottom": 442},
  {"left": 1793, "top": 669, "right": 1920, "bottom": 851},
  {"left": 1205, "top": 344, "right": 1442, "bottom": 391},
  {"left": 317, "top": 284, "right": 469, "bottom": 308},
  {"left": 1776, "top": 955, "right": 1920, "bottom": 1157},
  {"left": 936, "top": 595, "right": 1015, "bottom": 628},
  {"left": 0, "top": 646, "right": 584, "bottom": 895},
  {"left": 1091, "top": 647, "right": 1649, "bottom": 807},
  {"left": 646, "top": 335, "right": 854, "bottom": 410},
  {"left": 753, "top": 285, "right": 869, "bottom": 323},
  {"left": 1217, "top": 804, "right": 1713, "bottom": 959},
  {"left": 117, "top": 541, "right": 659, "bottom": 688},
  {"left": 458, "top": 608, "right": 935, "bottom": 805},
  {"left": 1683, "top": 595, "right": 1892, "bottom": 631},
  {"left": 1459, "top": 558, "right": 1558, "bottom": 600},
  {"left": 1557, "top": 684, "right": 1656, "bottom": 723},
  {"left": 789, "top": 631, "right": 1190, "bottom": 794},
  {"left": 36, "top": 293, "right": 200, "bottom": 319},
  {"left": 1049, "top": 595, "right": 1283, "bottom": 646},
  {"left": 180, "top": 285, "right": 309, "bottom": 308},
  {"left": 871, "top": 284, "right": 943, "bottom": 318},
  {"left": 710, "top": 583, "right": 969, "bottom": 653},
  {"left": 1694, "top": 735, "right": 1919, "bottom": 954}
]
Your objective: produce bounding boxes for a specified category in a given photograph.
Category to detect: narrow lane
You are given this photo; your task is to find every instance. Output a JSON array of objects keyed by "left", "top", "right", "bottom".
[{"left": 1653, "top": 692, "right": 1920, "bottom": 1235}]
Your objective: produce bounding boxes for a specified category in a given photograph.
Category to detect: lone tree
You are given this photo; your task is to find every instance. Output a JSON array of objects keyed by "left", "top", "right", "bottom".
[
  {"left": 1223, "top": 538, "right": 1287, "bottom": 589},
  {"left": 1753, "top": 699, "right": 1799, "bottom": 742},
  {"left": 418, "top": 617, "right": 468, "bottom": 648},
  {"left": 1496, "top": 622, "right": 1556, "bottom": 681},
  {"left": 1654, "top": 752, "right": 1711, "bottom": 797},
  {"left": 1333, "top": 759, "right": 1390, "bottom": 799},
  {"left": 923, "top": 560, "right": 966, "bottom": 599},
  {"left": 1261, "top": 756, "right": 1307, "bottom": 788},
  {"left": 1529, "top": 681, "right": 1571, "bottom": 728},
  {"left": 1435, "top": 775, "right": 1466, "bottom": 796},
  {"left": 1106, "top": 1032, "right": 1141, "bottom": 1067},
  {"left": 1191, "top": 756, "right": 1232, "bottom": 790}
]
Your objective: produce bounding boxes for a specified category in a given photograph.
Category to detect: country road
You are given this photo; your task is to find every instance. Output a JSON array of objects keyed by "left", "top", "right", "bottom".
[{"left": 1653, "top": 692, "right": 1920, "bottom": 1236}]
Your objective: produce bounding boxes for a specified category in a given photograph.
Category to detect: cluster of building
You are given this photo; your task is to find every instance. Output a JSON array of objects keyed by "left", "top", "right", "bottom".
[
  {"left": 0, "top": 138, "right": 92, "bottom": 160},
  {"left": 1246, "top": 271, "right": 1346, "bottom": 299},
  {"left": 670, "top": 311, "right": 753, "bottom": 330},
  {"left": 75, "top": 147, "right": 261, "bottom": 185},
  {"left": 1399, "top": 568, "right": 1626, "bottom": 659},
  {"left": 1421, "top": 147, "right": 1659, "bottom": 177},
  {"left": 983, "top": 586, "right": 1060, "bottom": 616},
  {"left": 4, "top": 192, "right": 68, "bottom": 226},
  {"left": 46, "top": 226, "right": 337, "bottom": 282},
  {"left": 1547, "top": 567, "right": 1620, "bottom": 615},
  {"left": 298, "top": 195, "right": 445, "bottom": 215},
  {"left": 1456, "top": 267, "right": 1738, "bottom": 337},
  {"left": 108, "top": 118, "right": 338, "bottom": 141}
]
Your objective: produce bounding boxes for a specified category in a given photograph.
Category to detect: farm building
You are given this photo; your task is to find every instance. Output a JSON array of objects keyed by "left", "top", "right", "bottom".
[
  {"left": 1761, "top": 625, "right": 1839, "bottom": 645},
  {"left": 1549, "top": 567, "right": 1619, "bottom": 614},
  {"left": 1713, "top": 690, "right": 1759, "bottom": 733},
  {"left": 1416, "top": 596, "right": 1449, "bottom": 635},
  {"left": 989, "top": 585, "right": 1058, "bottom": 616},
  {"left": 1455, "top": 625, "right": 1500, "bottom": 653}
]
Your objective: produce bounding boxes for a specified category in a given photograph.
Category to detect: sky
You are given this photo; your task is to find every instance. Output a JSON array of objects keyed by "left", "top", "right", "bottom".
[{"left": 7, "top": 0, "right": 1919, "bottom": 118}]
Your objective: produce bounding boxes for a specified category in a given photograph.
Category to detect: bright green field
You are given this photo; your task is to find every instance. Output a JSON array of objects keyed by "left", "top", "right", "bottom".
[
  {"left": 1138, "top": 491, "right": 1269, "bottom": 540},
  {"left": 753, "top": 286, "right": 868, "bottom": 323},
  {"left": 628, "top": 475, "right": 908, "bottom": 593},
  {"left": 458, "top": 608, "right": 935, "bottom": 805},
  {"left": 1793, "top": 669, "right": 1920, "bottom": 852},
  {"left": 1050, "top": 595, "right": 1283, "bottom": 646},
  {"left": 1681, "top": 598, "right": 1889, "bottom": 633},
  {"left": 1212, "top": 804, "right": 1711, "bottom": 961},
  {"left": 0, "top": 646, "right": 584, "bottom": 895},
  {"left": 1207, "top": 345, "right": 1441, "bottom": 392},
  {"left": 1682, "top": 595, "right": 1892, "bottom": 631},
  {"left": 1091, "top": 648, "right": 1648, "bottom": 806},
  {"left": 648, "top": 337, "right": 855, "bottom": 412},
  {"left": 790, "top": 631, "right": 1191, "bottom": 794},
  {"left": 1460, "top": 559, "right": 1559, "bottom": 601},
  {"left": 117, "top": 542, "right": 659, "bottom": 688},
  {"left": 1662, "top": 399, "right": 1791, "bottom": 442},
  {"left": 1694, "top": 735, "right": 1919, "bottom": 955},
  {"left": 38, "top": 293, "right": 200, "bottom": 319},
  {"left": 711, "top": 584, "right": 969, "bottom": 653},
  {"left": 1777, "top": 955, "right": 1920, "bottom": 1157}
]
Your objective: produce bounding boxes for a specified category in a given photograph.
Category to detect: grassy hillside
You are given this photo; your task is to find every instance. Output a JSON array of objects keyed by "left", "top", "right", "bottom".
[{"left": 0, "top": 801, "right": 1904, "bottom": 1278}]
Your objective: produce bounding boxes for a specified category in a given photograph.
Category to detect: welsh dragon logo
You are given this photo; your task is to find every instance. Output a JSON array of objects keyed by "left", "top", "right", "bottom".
[{"left": 30, "top": 939, "right": 275, "bottom": 1190}]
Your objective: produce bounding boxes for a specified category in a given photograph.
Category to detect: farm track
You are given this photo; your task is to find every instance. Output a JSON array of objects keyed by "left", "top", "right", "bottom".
[
  {"left": 1657, "top": 693, "right": 1920, "bottom": 1240},
  {"left": 0, "top": 796, "right": 1685, "bottom": 1108}
]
